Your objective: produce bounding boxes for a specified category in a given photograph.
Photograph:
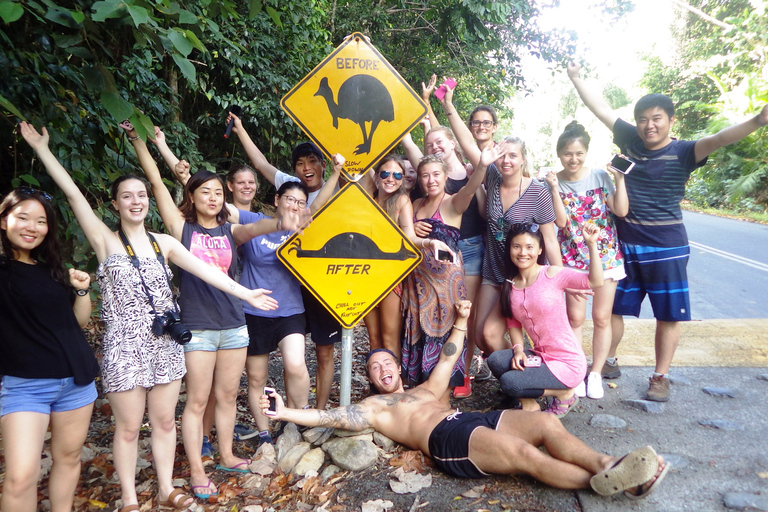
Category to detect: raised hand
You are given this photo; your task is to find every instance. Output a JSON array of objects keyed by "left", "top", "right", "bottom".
[
  {"left": 421, "top": 74, "right": 437, "bottom": 102},
  {"left": 758, "top": 104, "right": 768, "bottom": 127},
  {"left": 226, "top": 111, "right": 243, "bottom": 134},
  {"left": 174, "top": 160, "right": 191, "bottom": 183},
  {"left": 19, "top": 122, "right": 50, "bottom": 151},
  {"left": 68, "top": 268, "right": 91, "bottom": 290},
  {"left": 119, "top": 120, "right": 135, "bottom": 134},
  {"left": 567, "top": 60, "right": 581, "bottom": 79},
  {"left": 439, "top": 78, "right": 455, "bottom": 106},
  {"left": 332, "top": 153, "right": 345, "bottom": 172},
  {"left": 582, "top": 222, "right": 599, "bottom": 245},
  {"left": 545, "top": 170, "right": 559, "bottom": 189}
]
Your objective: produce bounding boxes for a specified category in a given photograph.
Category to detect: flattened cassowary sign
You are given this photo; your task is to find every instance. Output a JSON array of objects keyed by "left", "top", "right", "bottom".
[
  {"left": 281, "top": 32, "right": 427, "bottom": 180},
  {"left": 277, "top": 182, "right": 423, "bottom": 328}
]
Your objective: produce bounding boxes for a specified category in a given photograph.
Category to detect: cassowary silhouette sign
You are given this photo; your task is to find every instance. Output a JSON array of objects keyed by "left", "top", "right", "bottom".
[{"left": 281, "top": 33, "right": 427, "bottom": 179}]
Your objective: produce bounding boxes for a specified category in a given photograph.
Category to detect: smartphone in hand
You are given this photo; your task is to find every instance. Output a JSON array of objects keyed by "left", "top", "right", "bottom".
[
  {"left": 434, "top": 78, "right": 457, "bottom": 100},
  {"left": 264, "top": 386, "right": 277, "bottom": 416},
  {"left": 524, "top": 355, "right": 542, "bottom": 368},
  {"left": 435, "top": 248, "right": 454, "bottom": 263},
  {"left": 609, "top": 154, "right": 635, "bottom": 174}
]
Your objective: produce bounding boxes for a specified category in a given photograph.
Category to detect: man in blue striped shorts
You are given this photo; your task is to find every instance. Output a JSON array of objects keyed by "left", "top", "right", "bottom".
[{"left": 568, "top": 60, "right": 768, "bottom": 402}]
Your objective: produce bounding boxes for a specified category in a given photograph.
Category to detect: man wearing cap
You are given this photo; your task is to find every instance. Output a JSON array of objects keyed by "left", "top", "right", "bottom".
[
  {"left": 226, "top": 112, "right": 342, "bottom": 412},
  {"left": 261, "top": 300, "right": 669, "bottom": 498}
]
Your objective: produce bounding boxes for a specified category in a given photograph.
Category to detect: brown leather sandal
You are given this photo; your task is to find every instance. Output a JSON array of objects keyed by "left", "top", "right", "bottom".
[{"left": 158, "top": 488, "right": 193, "bottom": 509}]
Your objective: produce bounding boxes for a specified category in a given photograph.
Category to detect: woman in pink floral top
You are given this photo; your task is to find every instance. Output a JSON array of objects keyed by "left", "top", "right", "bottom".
[{"left": 545, "top": 121, "right": 628, "bottom": 400}]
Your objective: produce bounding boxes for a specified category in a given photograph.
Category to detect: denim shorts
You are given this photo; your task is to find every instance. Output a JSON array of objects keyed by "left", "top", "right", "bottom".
[
  {"left": 0, "top": 375, "right": 97, "bottom": 416},
  {"left": 183, "top": 325, "right": 250, "bottom": 353},
  {"left": 458, "top": 235, "right": 485, "bottom": 277}
]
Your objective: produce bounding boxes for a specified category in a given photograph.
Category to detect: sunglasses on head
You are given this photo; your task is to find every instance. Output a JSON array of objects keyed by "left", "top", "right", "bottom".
[
  {"left": 18, "top": 187, "right": 53, "bottom": 201},
  {"left": 378, "top": 170, "right": 403, "bottom": 180}
]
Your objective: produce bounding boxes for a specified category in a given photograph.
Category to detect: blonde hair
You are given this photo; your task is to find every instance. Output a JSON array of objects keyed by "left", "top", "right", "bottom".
[
  {"left": 426, "top": 126, "right": 464, "bottom": 162},
  {"left": 502, "top": 135, "right": 531, "bottom": 177}
]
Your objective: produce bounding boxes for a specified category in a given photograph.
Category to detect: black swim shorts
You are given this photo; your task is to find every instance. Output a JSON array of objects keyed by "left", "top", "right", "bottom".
[{"left": 427, "top": 409, "right": 504, "bottom": 479}]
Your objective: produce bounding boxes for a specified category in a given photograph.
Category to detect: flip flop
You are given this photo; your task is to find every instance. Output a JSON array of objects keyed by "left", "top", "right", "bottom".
[
  {"left": 191, "top": 479, "right": 219, "bottom": 500},
  {"left": 216, "top": 460, "right": 252, "bottom": 473},
  {"left": 158, "top": 488, "right": 193, "bottom": 509},
  {"left": 624, "top": 461, "right": 671, "bottom": 500},
  {"left": 590, "top": 446, "right": 659, "bottom": 496}
]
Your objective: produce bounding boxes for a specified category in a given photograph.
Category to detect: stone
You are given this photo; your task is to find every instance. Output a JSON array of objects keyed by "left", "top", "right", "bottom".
[
  {"left": 334, "top": 427, "right": 374, "bottom": 437},
  {"left": 322, "top": 437, "right": 379, "bottom": 471},
  {"left": 699, "top": 419, "right": 745, "bottom": 431},
  {"left": 659, "top": 453, "right": 689, "bottom": 470},
  {"left": 723, "top": 492, "right": 768, "bottom": 510},
  {"left": 702, "top": 387, "right": 737, "bottom": 398},
  {"left": 319, "top": 464, "right": 341, "bottom": 481},
  {"left": 589, "top": 414, "right": 627, "bottom": 429},
  {"left": 255, "top": 442, "right": 277, "bottom": 464},
  {"left": 756, "top": 374, "right": 768, "bottom": 382},
  {"left": 249, "top": 459, "right": 276, "bottom": 476},
  {"left": 373, "top": 431, "right": 396, "bottom": 451},
  {"left": 276, "top": 424, "right": 301, "bottom": 462},
  {"left": 278, "top": 442, "right": 312, "bottom": 473},
  {"left": 293, "top": 448, "right": 326, "bottom": 476},
  {"left": 621, "top": 399, "right": 665, "bottom": 414},
  {"left": 668, "top": 374, "right": 692, "bottom": 386},
  {"left": 303, "top": 427, "right": 334, "bottom": 445}
]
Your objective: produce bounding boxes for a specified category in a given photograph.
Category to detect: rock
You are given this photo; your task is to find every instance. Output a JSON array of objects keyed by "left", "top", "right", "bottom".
[
  {"left": 757, "top": 374, "right": 768, "bottom": 382},
  {"left": 322, "top": 437, "right": 378, "bottom": 471},
  {"left": 319, "top": 464, "right": 341, "bottom": 481},
  {"left": 589, "top": 414, "right": 627, "bottom": 429},
  {"left": 249, "top": 459, "right": 276, "bottom": 476},
  {"left": 242, "top": 474, "right": 267, "bottom": 491},
  {"left": 303, "top": 427, "right": 334, "bottom": 445},
  {"left": 621, "top": 399, "right": 665, "bottom": 414},
  {"left": 293, "top": 470, "right": 319, "bottom": 489},
  {"left": 373, "top": 432, "right": 396, "bottom": 451},
  {"left": 668, "top": 374, "right": 691, "bottom": 386},
  {"left": 699, "top": 419, "right": 745, "bottom": 431},
  {"left": 255, "top": 442, "right": 277, "bottom": 464},
  {"left": 293, "top": 447, "right": 325, "bottom": 476},
  {"left": 723, "top": 492, "right": 768, "bottom": 510},
  {"left": 334, "top": 427, "right": 374, "bottom": 437},
  {"left": 703, "top": 387, "right": 737, "bottom": 398},
  {"left": 659, "top": 453, "right": 688, "bottom": 470},
  {"left": 278, "top": 442, "right": 312, "bottom": 473},
  {"left": 172, "top": 478, "right": 187, "bottom": 488},
  {"left": 276, "top": 424, "right": 301, "bottom": 462}
]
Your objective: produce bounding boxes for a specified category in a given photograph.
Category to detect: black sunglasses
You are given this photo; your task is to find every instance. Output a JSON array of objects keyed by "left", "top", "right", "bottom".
[
  {"left": 379, "top": 170, "right": 403, "bottom": 180},
  {"left": 18, "top": 187, "right": 53, "bottom": 201}
]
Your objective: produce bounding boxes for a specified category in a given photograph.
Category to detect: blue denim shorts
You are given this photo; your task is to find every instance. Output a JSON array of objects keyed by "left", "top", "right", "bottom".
[
  {"left": 0, "top": 375, "right": 97, "bottom": 416},
  {"left": 183, "top": 325, "right": 250, "bottom": 353},
  {"left": 458, "top": 235, "right": 485, "bottom": 277}
]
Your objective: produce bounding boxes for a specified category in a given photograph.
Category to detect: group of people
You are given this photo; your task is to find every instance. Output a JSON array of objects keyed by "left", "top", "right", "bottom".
[{"left": 2, "top": 59, "right": 767, "bottom": 512}]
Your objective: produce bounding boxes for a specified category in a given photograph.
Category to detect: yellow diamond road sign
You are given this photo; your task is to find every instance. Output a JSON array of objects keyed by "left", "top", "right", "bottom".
[
  {"left": 277, "top": 182, "right": 423, "bottom": 328},
  {"left": 281, "top": 32, "right": 427, "bottom": 180}
]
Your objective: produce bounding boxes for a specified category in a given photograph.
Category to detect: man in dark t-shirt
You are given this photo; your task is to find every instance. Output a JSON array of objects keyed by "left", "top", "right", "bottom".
[{"left": 568, "top": 60, "right": 768, "bottom": 402}]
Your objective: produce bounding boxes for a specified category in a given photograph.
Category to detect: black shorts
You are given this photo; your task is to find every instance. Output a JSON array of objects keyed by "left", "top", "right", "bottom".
[
  {"left": 427, "top": 410, "right": 504, "bottom": 479},
  {"left": 245, "top": 313, "right": 306, "bottom": 356},
  {"left": 301, "top": 287, "right": 341, "bottom": 346}
]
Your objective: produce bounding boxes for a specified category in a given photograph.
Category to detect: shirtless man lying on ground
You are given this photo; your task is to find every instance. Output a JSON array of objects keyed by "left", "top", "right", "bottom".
[{"left": 261, "top": 301, "right": 669, "bottom": 498}]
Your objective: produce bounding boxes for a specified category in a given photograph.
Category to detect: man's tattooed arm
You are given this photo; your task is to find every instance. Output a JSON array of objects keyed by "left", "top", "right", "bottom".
[{"left": 316, "top": 404, "right": 374, "bottom": 430}]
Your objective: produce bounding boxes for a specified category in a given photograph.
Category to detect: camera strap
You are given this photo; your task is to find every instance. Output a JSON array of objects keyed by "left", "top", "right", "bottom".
[{"left": 117, "top": 227, "right": 179, "bottom": 315}]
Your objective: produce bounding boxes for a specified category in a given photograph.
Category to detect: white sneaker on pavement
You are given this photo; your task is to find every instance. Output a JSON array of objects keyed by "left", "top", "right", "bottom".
[
  {"left": 586, "top": 372, "right": 604, "bottom": 399},
  {"left": 574, "top": 379, "right": 586, "bottom": 398}
]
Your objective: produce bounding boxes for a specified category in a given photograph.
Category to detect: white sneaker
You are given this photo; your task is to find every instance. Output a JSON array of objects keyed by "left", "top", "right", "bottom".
[
  {"left": 574, "top": 380, "right": 586, "bottom": 398},
  {"left": 586, "top": 372, "right": 604, "bottom": 399}
]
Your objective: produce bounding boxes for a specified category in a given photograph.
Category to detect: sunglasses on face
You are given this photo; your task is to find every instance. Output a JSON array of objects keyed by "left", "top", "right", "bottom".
[
  {"left": 18, "top": 187, "right": 53, "bottom": 201},
  {"left": 470, "top": 120, "right": 494, "bottom": 128},
  {"left": 282, "top": 195, "right": 307, "bottom": 208},
  {"left": 494, "top": 220, "right": 539, "bottom": 242},
  {"left": 379, "top": 170, "right": 403, "bottom": 180}
]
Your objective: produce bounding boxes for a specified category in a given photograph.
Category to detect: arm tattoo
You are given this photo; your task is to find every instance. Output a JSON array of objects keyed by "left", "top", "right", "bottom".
[
  {"left": 317, "top": 404, "right": 371, "bottom": 430},
  {"left": 442, "top": 342, "right": 457, "bottom": 356}
]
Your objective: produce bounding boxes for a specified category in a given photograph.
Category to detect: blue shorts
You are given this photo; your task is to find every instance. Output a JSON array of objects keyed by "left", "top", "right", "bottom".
[
  {"left": 427, "top": 410, "right": 504, "bottom": 478},
  {"left": 612, "top": 242, "right": 691, "bottom": 322},
  {"left": 0, "top": 376, "right": 97, "bottom": 416},
  {"left": 183, "top": 325, "right": 250, "bottom": 353},
  {"left": 459, "top": 235, "right": 485, "bottom": 277}
]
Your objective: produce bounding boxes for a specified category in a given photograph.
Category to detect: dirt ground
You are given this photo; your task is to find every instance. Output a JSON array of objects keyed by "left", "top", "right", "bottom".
[{"left": 0, "top": 323, "right": 580, "bottom": 512}]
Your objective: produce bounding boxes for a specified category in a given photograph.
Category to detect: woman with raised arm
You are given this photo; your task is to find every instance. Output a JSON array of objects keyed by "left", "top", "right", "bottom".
[
  {"left": 121, "top": 122, "right": 303, "bottom": 500},
  {"left": 0, "top": 188, "right": 98, "bottom": 512},
  {"left": 400, "top": 143, "right": 499, "bottom": 400},
  {"left": 488, "top": 222, "right": 603, "bottom": 418},
  {"left": 546, "top": 121, "right": 628, "bottom": 400},
  {"left": 359, "top": 154, "right": 447, "bottom": 360},
  {"left": 19, "top": 122, "right": 278, "bottom": 511},
  {"left": 438, "top": 82, "right": 562, "bottom": 363}
]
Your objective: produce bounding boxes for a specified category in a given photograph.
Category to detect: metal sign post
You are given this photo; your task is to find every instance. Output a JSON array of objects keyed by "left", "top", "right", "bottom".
[{"left": 339, "top": 327, "right": 354, "bottom": 406}]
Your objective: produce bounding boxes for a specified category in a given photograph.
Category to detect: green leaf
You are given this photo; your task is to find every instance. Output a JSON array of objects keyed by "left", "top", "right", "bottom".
[
  {"left": 65, "top": 46, "right": 93, "bottom": 59},
  {"left": 126, "top": 4, "right": 150, "bottom": 27},
  {"left": 184, "top": 29, "right": 205, "bottom": 53},
  {"left": 168, "top": 28, "right": 193, "bottom": 57},
  {"left": 100, "top": 91, "right": 133, "bottom": 122},
  {"left": 82, "top": 66, "right": 106, "bottom": 92},
  {"left": 171, "top": 52, "right": 196, "bottom": 83},
  {"left": 44, "top": 6, "right": 80, "bottom": 27},
  {"left": 71, "top": 9, "right": 84, "bottom": 24},
  {"left": 248, "top": 0, "right": 262, "bottom": 19},
  {"left": 265, "top": 5, "right": 281, "bottom": 28},
  {"left": 0, "top": 1, "right": 24, "bottom": 23},
  {"left": 53, "top": 33, "right": 83, "bottom": 48},
  {"left": 19, "top": 174, "right": 41, "bottom": 187},
  {"left": 0, "top": 93, "right": 25, "bottom": 120},
  {"left": 91, "top": 0, "right": 123, "bottom": 22},
  {"left": 178, "top": 8, "right": 197, "bottom": 24},
  {"left": 130, "top": 108, "right": 154, "bottom": 140}
]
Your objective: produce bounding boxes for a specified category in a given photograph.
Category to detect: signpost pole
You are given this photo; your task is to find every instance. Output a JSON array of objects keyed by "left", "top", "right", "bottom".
[{"left": 339, "top": 326, "right": 354, "bottom": 406}]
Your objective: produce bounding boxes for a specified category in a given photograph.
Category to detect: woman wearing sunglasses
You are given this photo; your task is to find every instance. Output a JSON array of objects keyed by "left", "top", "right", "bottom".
[{"left": 0, "top": 187, "right": 98, "bottom": 512}]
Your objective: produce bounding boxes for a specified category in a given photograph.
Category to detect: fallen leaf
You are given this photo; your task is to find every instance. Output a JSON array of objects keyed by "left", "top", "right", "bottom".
[
  {"left": 389, "top": 467, "right": 432, "bottom": 494},
  {"left": 488, "top": 499, "right": 500, "bottom": 505},
  {"left": 758, "top": 471, "right": 768, "bottom": 478},
  {"left": 389, "top": 450, "right": 427, "bottom": 472},
  {"left": 88, "top": 499, "right": 107, "bottom": 508},
  {"left": 461, "top": 484, "right": 485, "bottom": 498},
  {"left": 362, "top": 499, "right": 394, "bottom": 512}
]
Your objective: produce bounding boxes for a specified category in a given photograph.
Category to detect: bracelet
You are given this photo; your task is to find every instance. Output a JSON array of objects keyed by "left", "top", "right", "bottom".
[
  {"left": 452, "top": 324, "right": 467, "bottom": 332},
  {"left": 512, "top": 344, "right": 522, "bottom": 351},
  {"left": 421, "top": 239, "right": 427, "bottom": 248},
  {"left": 127, "top": 134, "right": 140, "bottom": 141}
]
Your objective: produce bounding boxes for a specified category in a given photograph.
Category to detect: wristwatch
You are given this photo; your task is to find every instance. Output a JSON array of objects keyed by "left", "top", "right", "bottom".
[{"left": 75, "top": 288, "right": 89, "bottom": 296}]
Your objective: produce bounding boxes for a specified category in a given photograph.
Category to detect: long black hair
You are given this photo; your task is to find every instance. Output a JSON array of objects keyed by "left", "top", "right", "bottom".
[
  {"left": 499, "top": 223, "right": 547, "bottom": 319},
  {"left": 0, "top": 188, "right": 68, "bottom": 286}
]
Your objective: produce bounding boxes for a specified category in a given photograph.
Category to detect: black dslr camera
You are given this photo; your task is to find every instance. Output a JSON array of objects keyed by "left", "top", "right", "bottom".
[{"left": 152, "top": 311, "right": 192, "bottom": 345}]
